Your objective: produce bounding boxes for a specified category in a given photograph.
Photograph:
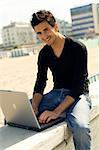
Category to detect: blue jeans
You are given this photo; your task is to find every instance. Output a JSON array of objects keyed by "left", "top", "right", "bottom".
[{"left": 38, "top": 89, "right": 92, "bottom": 150}]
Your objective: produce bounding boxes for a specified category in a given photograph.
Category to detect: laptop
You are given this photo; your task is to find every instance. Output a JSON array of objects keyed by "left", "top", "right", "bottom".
[{"left": 0, "top": 90, "right": 65, "bottom": 131}]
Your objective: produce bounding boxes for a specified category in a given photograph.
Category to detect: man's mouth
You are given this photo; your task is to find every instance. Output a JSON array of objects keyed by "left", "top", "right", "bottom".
[{"left": 45, "top": 37, "right": 51, "bottom": 42}]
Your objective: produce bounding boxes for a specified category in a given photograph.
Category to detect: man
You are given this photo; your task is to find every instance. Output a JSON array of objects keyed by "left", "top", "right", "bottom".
[{"left": 30, "top": 10, "right": 91, "bottom": 150}]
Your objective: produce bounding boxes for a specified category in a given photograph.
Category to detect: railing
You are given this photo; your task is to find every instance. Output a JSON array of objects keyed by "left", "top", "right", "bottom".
[{"left": 89, "top": 74, "right": 99, "bottom": 84}]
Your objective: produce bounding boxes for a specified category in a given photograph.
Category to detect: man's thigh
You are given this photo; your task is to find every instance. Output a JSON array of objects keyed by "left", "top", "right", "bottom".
[
  {"left": 38, "top": 90, "right": 61, "bottom": 114},
  {"left": 38, "top": 89, "right": 70, "bottom": 114},
  {"left": 66, "top": 94, "right": 92, "bottom": 127}
]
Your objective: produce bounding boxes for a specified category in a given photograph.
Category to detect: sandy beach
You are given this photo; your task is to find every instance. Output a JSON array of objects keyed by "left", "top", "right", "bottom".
[
  {"left": 0, "top": 47, "right": 99, "bottom": 125},
  {"left": 0, "top": 54, "right": 53, "bottom": 124},
  {"left": 88, "top": 47, "right": 99, "bottom": 77},
  {"left": 0, "top": 54, "right": 53, "bottom": 96}
]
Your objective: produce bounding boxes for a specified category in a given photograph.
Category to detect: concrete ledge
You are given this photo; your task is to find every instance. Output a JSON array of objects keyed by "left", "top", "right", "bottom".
[
  {"left": 0, "top": 105, "right": 99, "bottom": 150},
  {"left": 59, "top": 105, "right": 99, "bottom": 150},
  {"left": 0, "top": 122, "right": 67, "bottom": 150}
]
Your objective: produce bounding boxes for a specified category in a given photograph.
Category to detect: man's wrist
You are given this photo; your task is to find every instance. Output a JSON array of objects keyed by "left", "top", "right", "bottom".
[
  {"left": 53, "top": 108, "right": 62, "bottom": 116},
  {"left": 53, "top": 95, "right": 75, "bottom": 116}
]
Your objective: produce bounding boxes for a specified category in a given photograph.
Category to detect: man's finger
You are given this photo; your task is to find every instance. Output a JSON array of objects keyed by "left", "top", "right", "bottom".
[{"left": 46, "top": 116, "right": 52, "bottom": 123}]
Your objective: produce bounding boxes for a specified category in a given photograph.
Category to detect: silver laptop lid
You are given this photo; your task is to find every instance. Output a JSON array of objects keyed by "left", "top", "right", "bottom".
[{"left": 0, "top": 90, "right": 41, "bottom": 129}]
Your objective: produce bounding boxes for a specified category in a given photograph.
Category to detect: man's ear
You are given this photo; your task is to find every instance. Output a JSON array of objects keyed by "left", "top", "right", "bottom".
[{"left": 54, "top": 23, "right": 59, "bottom": 32}]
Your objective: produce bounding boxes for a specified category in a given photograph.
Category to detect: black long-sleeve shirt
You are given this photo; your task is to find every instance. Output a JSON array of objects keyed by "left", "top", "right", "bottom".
[{"left": 33, "top": 37, "right": 89, "bottom": 100}]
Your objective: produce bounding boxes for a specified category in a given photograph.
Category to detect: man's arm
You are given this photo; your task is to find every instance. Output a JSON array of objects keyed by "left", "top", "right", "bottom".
[
  {"left": 32, "top": 48, "right": 48, "bottom": 114},
  {"left": 39, "top": 95, "right": 74, "bottom": 123},
  {"left": 32, "top": 93, "right": 43, "bottom": 115},
  {"left": 54, "top": 95, "right": 74, "bottom": 115},
  {"left": 69, "top": 42, "right": 88, "bottom": 100}
]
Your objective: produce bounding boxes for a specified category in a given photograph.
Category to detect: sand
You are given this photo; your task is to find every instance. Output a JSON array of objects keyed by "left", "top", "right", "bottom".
[
  {"left": 0, "top": 47, "right": 99, "bottom": 125},
  {"left": 0, "top": 54, "right": 53, "bottom": 124}
]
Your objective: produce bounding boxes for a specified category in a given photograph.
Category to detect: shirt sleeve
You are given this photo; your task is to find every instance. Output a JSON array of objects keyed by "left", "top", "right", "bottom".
[
  {"left": 69, "top": 42, "right": 89, "bottom": 100},
  {"left": 33, "top": 49, "right": 48, "bottom": 95}
]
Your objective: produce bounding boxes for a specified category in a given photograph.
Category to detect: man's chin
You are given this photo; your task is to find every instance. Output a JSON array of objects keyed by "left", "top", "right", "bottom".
[
  {"left": 47, "top": 43, "right": 51, "bottom": 46},
  {"left": 46, "top": 41, "right": 52, "bottom": 46}
]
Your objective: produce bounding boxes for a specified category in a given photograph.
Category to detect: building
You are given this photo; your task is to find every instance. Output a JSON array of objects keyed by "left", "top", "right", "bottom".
[
  {"left": 57, "top": 19, "right": 72, "bottom": 37},
  {"left": 2, "top": 22, "right": 36, "bottom": 48},
  {"left": 71, "top": 3, "right": 99, "bottom": 39}
]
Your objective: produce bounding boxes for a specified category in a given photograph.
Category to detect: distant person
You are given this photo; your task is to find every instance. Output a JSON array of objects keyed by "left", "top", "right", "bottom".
[{"left": 30, "top": 10, "right": 91, "bottom": 150}]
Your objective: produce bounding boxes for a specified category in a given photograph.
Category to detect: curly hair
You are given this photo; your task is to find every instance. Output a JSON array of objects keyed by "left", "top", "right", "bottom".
[{"left": 31, "top": 10, "right": 56, "bottom": 29}]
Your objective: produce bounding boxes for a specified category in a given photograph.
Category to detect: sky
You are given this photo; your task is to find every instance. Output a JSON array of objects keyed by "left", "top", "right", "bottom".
[{"left": 0, "top": 0, "right": 98, "bottom": 43}]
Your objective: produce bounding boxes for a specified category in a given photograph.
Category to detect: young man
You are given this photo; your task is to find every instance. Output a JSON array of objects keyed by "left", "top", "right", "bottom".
[{"left": 31, "top": 10, "right": 91, "bottom": 150}]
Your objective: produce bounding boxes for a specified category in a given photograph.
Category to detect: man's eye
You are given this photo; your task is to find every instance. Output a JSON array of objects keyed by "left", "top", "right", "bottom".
[
  {"left": 44, "top": 29, "right": 48, "bottom": 31},
  {"left": 37, "top": 32, "right": 41, "bottom": 35},
  {"left": 44, "top": 28, "right": 49, "bottom": 32}
]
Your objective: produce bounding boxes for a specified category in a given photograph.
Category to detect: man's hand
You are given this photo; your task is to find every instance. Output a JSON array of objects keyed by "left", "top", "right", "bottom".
[
  {"left": 38, "top": 95, "right": 75, "bottom": 123},
  {"left": 38, "top": 110, "right": 60, "bottom": 124}
]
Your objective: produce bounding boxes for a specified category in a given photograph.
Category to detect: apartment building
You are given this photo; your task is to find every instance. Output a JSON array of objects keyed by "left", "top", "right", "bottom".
[
  {"left": 71, "top": 3, "right": 99, "bottom": 39},
  {"left": 2, "top": 22, "right": 36, "bottom": 48},
  {"left": 57, "top": 19, "right": 72, "bottom": 37}
]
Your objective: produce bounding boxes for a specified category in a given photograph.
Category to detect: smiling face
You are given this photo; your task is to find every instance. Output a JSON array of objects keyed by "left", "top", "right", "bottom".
[{"left": 34, "top": 21, "right": 59, "bottom": 46}]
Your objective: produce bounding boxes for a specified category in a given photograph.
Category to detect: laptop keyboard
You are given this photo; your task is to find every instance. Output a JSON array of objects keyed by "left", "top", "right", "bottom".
[{"left": 39, "top": 117, "right": 65, "bottom": 127}]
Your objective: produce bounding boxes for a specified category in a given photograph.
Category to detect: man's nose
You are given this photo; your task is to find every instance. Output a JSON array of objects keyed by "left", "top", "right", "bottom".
[{"left": 41, "top": 31, "right": 48, "bottom": 39}]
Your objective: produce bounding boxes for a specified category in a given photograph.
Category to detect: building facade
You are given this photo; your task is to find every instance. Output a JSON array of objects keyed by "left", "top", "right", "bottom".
[
  {"left": 57, "top": 19, "right": 72, "bottom": 37},
  {"left": 2, "top": 22, "right": 36, "bottom": 48},
  {"left": 71, "top": 3, "right": 99, "bottom": 39}
]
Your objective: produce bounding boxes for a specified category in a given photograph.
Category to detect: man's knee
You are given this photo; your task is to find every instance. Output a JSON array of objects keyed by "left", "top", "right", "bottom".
[{"left": 72, "top": 124, "right": 91, "bottom": 140}]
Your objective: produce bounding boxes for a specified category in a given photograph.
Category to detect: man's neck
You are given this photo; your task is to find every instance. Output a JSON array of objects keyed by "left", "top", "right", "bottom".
[{"left": 51, "top": 33, "right": 65, "bottom": 53}]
